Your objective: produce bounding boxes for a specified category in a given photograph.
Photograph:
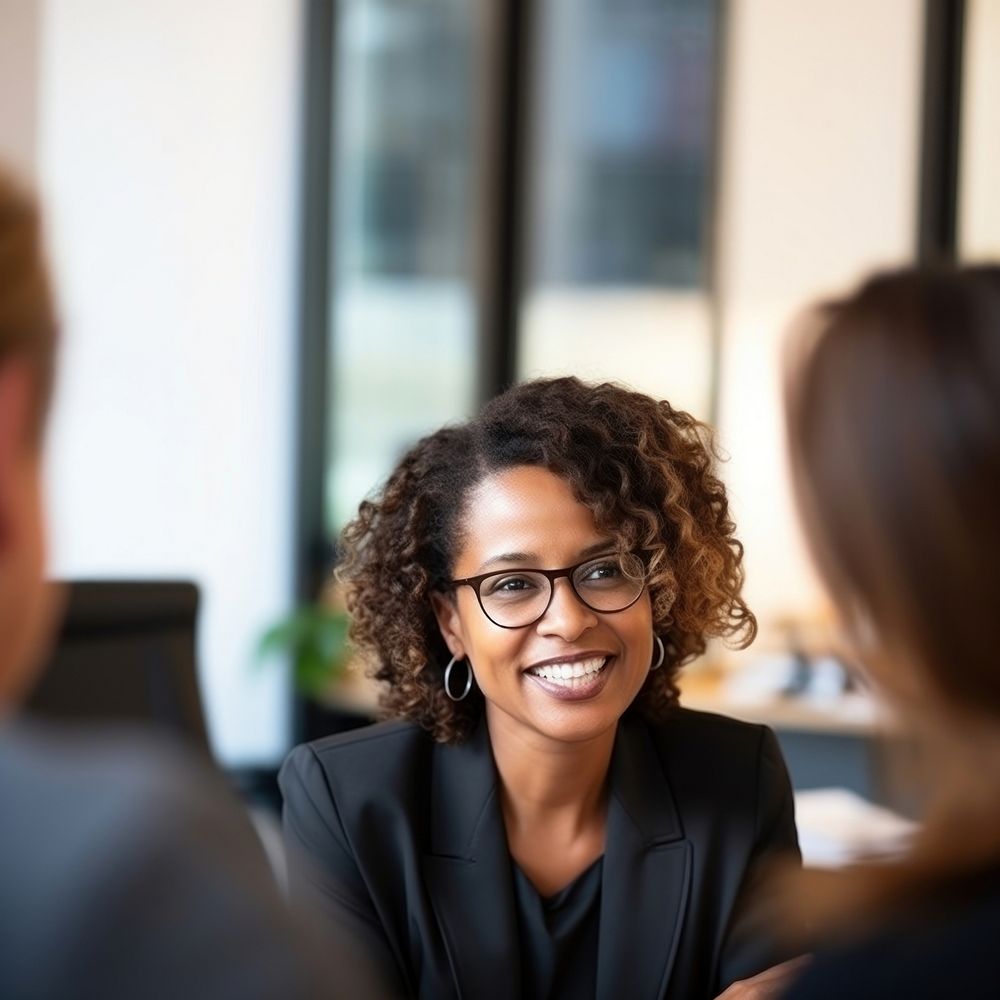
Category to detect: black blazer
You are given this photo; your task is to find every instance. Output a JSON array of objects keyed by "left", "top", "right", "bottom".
[{"left": 279, "top": 707, "right": 800, "bottom": 1000}]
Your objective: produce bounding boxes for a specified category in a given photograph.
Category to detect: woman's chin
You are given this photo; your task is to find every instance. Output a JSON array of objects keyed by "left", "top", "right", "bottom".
[{"left": 495, "top": 695, "right": 627, "bottom": 746}]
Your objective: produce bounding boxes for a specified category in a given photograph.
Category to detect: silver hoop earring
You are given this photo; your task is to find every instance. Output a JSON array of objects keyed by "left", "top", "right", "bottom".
[
  {"left": 444, "top": 655, "right": 473, "bottom": 701},
  {"left": 650, "top": 635, "right": 665, "bottom": 671}
]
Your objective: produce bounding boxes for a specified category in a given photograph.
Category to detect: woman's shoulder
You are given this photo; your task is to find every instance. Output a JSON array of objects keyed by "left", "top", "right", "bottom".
[
  {"left": 636, "top": 706, "right": 789, "bottom": 804},
  {"left": 643, "top": 705, "right": 776, "bottom": 754},
  {"left": 279, "top": 719, "right": 434, "bottom": 805},
  {"left": 299, "top": 717, "right": 429, "bottom": 759},
  {"left": 279, "top": 721, "right": 441, "bottom": 902},
  {"left": 282, "top": 719, "right": 434, "bottom": 783},
  {"left": 627, "top": 709, "right": 797, "bottom": 867}
]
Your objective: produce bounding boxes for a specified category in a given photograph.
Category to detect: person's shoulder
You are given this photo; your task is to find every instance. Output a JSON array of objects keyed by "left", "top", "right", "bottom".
[
  {"left": 278, "top": 721, "right": 435, "bottom": 830},
  {"left": 786, "top": 886, "right": 1000, "bottom": 999},
  {"left": 280, "top": 718, "right": 431, "bottom": 804},
  {"left": 0, "top": 726, "right": 351, "bottom": 999},
  {"left": 635, "top": 706, "right": 786, "bottom": 807},
  {"left": 643, "top": 705, "right": 772, "bottom": 755},
  {"left": 0, "top": 721, "right": 270, "bottom": 922},
  {"left": 306, "top": 717, "right": 427, "bottom": 756},
  {"left": 0, "top": 722, "right": 265, "bottom": 877},
  {"left": 0, "top": 720, "right": 225, "bottom": 823},
  {"left": 626, "top": 708, "right": 796, "bottom": 863},
  {"left": 285, "top": 717, "right": 428, "bottom": 768}
]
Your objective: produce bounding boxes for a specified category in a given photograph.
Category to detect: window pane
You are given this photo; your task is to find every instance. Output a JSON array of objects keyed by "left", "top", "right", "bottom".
[
  {"left": 518, "top": 0, "right": 720, "bottom": 418},
  {"left": 328, "top": 0, "right": 481, "bottom": 531},
  {"left": 959, "top": 0, "right": 1000, "bottom": 259}
]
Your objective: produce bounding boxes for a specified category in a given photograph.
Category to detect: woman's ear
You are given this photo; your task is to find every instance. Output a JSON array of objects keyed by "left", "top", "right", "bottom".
[{"left": 430, "top": 590, "right": 465, "bottom": 660}]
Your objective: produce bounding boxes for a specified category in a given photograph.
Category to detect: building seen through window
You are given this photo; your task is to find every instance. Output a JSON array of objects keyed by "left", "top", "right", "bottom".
[{"left": 326, "top": 0, "right": 721, "bottom": 533}]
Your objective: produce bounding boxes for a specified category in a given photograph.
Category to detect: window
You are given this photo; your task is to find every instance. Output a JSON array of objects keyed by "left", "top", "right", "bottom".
[
  {"left": 300, "top": 0, "right": 724, "bottom": 556},
  {"left": 326, "top": 0, "right": 485, "bottom": 530},
  {"left": 519, "top": 0, "right": 720, "bottom": 416},
  {"left": 958, "top": 0, "right": 1000, "bottom": 260}
]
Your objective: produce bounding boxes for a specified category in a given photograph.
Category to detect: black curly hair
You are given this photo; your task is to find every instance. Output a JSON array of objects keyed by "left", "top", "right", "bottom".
[{"left": 338, "top": 376, "right": 755, "bottom": 743}]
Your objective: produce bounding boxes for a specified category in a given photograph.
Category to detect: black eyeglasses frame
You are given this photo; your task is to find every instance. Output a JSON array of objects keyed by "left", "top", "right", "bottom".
[{"left": 445, "top": 553, "right": 646, "bottom": 630}]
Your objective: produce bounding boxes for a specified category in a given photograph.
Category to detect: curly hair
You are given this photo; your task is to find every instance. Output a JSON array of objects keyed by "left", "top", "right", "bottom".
[{"left": 338, "top": 376, "right": 755, "bottom": 743}]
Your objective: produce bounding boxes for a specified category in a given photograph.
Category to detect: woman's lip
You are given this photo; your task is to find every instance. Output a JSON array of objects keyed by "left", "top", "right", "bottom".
[
  {"left": 523, "top": 656, "right": 615, "bottom": 702},
  {"left": 522, "top": 650, "right": 616, "bottom": 672}
]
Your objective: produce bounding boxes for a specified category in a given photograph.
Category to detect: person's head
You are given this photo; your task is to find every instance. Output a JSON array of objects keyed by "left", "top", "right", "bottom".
[
  {"left": 339, "top": 376, "right": 755, "bottom": 745},
  {"left": 0, "top": 167, "right": 58, "bottom": 707},
  {"left": 785, "top": 265, "right": 1000, "bottom": 730}
]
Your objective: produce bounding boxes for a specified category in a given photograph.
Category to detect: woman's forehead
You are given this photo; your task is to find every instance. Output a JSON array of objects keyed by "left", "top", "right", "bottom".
[{"left": 454, "top": 466, "right": 609, "bottom": 574}]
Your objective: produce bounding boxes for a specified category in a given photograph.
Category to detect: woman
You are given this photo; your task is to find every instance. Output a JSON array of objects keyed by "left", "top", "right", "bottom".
[
  {"left": 280, "top": 377, "right": 801, "bottom": 999},
  {"left": 781, "top": 266, "right": 1000, "bottom": 998}
]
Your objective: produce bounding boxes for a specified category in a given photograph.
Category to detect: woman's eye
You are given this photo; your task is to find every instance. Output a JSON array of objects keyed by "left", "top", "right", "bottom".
[
  {"left": 487, "top": 575, "right": 537, "bottom": 595},
  {"left": 583, "top": 560, "right": 621, "bottom": 581}
]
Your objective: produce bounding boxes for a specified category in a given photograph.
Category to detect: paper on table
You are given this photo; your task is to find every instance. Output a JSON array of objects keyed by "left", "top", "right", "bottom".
[{"left": 794, "top": 787, "right": 919, "bottom": 869}]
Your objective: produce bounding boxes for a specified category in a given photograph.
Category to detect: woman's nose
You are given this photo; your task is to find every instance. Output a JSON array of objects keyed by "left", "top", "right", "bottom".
[{"left": 536, "top": 577, "right": 598, "bottom": 640}]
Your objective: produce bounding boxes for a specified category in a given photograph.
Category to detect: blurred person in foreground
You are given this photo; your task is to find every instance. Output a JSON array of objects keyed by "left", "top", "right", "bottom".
[
  {"left": 781, "top": 265, "right": 1000, "bottom": 998},
  {"left": 0, "top": 168, "right": 383, "bottom": 999},
  {"left": 281, "top": 374, "right": 805, "bottom": 999}
]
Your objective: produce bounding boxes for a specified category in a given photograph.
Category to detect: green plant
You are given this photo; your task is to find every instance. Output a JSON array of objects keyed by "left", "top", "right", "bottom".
[{"left": 257, "top": 604, "right": 352, "bottom": 699}]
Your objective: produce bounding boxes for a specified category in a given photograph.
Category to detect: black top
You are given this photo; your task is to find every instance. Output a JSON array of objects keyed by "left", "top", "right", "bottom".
[
  {"left": 513, "top": 857, "right": 603, "bottom": 1000},
  {"left": 280, "top": 709, "right": 802, "bottom": 999}
]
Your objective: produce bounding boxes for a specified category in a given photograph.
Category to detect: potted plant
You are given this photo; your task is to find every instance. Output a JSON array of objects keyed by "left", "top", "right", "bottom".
[{"left": 257, "top": 582, "right": 377, "bottom": 740}]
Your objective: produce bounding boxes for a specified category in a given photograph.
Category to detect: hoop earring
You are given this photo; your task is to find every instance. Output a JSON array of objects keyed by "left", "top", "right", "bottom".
[
  {"left": 444, "top": 655, "right": 473, "bottom": 701},
  {"left": 650, "top": 635, "right": 665, "bottom": 671}
]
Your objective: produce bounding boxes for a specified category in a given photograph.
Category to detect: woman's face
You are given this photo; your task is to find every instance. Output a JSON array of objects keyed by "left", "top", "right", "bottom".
[{"left": 432, "top": 465, "right": 654, "bottom": 746}]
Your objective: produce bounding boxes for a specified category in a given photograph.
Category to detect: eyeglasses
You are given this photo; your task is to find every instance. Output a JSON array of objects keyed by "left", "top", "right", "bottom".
[{"left": 447, "top": 552, "right": 646, "bottom": 629}]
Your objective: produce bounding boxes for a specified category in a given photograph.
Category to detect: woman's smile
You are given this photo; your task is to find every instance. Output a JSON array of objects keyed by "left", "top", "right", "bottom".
[{"left": 522, "top": 652, "right": 615, "bottom": 700}]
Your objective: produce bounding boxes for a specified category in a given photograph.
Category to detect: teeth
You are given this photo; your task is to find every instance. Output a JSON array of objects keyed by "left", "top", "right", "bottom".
[{"left": 529, "top": 656, "right": 608, "bottom": 685}]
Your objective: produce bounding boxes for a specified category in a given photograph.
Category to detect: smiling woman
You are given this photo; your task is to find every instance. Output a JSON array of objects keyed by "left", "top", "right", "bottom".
[{"left": 279, "top": 377, "right": 802, "bottom": 1000}]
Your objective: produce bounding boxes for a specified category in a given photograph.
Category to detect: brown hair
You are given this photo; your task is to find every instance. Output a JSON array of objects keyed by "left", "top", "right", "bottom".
[
  {"left": 0, "top": 166, "right": 57, "bottom": 438},
  {"left": 338, "top": 376, "right": 755, "bottom": 743},
  {"left": 785, "top": 265, "right": 1000, "bottom": 926}
]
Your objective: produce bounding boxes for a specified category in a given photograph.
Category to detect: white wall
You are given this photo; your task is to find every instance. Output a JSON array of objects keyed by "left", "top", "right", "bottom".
[
  {"left": 38, "top": 0, "right": 303, "bottom": 765},
  {"left": 714, "top": 0, "right": 924, "bottom": 649},
  {"left": 0, "top": 0, "right": 42, "bottom": 179}
]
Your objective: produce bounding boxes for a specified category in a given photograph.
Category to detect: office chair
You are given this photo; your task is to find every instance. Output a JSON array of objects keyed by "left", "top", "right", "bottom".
[{"left": 25, "top": 580, "right": 211, "bottom": 756}]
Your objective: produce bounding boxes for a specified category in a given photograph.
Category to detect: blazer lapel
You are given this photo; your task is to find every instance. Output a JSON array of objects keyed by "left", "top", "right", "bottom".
[
  {"left": 596, "top": 715, "right": 692, "bottom": 1000},
  {"left": 423, "top": 720, "right": 520, "bottom": 1000}
]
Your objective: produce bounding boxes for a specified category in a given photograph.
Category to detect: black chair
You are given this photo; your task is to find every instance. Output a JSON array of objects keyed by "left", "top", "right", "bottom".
[{"left": 25, "top": 581, "right": 211, "bottom": 756}]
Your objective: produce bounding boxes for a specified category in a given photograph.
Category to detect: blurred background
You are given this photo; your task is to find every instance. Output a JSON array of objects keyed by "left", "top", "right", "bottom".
[{"left": 1, "top": 0, "right": 997, "bottom": 850}]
